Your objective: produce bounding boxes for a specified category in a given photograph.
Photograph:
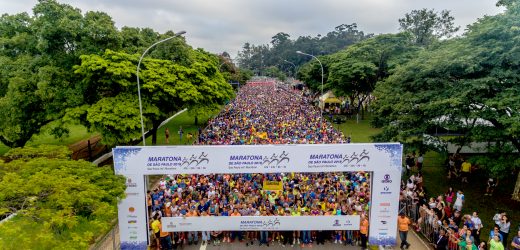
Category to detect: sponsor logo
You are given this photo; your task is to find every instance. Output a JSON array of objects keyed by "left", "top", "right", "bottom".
[
  {"left": 128, "top": 220, "right": 137, "bottom": 224},
  {"left": 378, "top": 215, "right": 391, "bottom": 218},
  {"left": 381, "top": 174, "right": 392, "bottom": 183},
  {"left": 379, "top": 207, "right": 390, "bottom": 213},
  {"left": 129, "top": 236, "right": 138, "bottom": 240},
  {"left": 379, "top": 202, "right": 391, "bottom": 207},
  {"left": 380, "top": 186, "right": 392, "bottom": 195},
  {"left": 380, "top": 228, "right": 389, "bottom": 231},
  {"left": 179, "top": 222, "right": 192, "bottom": 226},
  {"left": 128, "top": 226, "right": 138, "bottom": 229},
  {"left": 128, "top": 207, "right": 135, "bottom": 213},
  {"left": 379, "top": 232, "right": 388, "bottom": 236},
  {"left": 129, "top": 231, "right": 138, "bottom": 235},
  {"left": 126, "top": 178, "right": 137, "bottom": 188},
  {"left": 125, "top": 192, "right": 139, "bottom": 196},
  {"left": 380, "top": 220, "right": 387, "bottom": 225},
  {"left": 166, "top": 222, "right": 176, "bottom": 229},
  {"left": 333, "top": 219, "right": 341, "bottom": 227},
  {"left": 344, "top": 219, "right": 353, "bottom": 226}
]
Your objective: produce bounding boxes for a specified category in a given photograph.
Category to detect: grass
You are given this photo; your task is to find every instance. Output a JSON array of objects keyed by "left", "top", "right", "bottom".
[
  {"left": 0, "top": 124, "right": 97, "bottom": 156},
  {"left": 142, "top": 109, "right": 218, "bottom": 147},
  {"left": 143, "top": 109, "right": 220, "bottom": 190},
  {"left": 329, "top": 114, "right": 382, "bottom": 143},
  {"left": 415, "top": 151, "right": 520, "bottom": 242}
]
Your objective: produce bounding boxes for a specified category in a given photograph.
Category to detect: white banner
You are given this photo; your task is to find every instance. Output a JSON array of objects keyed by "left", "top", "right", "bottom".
[
  {"left": 113, "top": 143, "right": 402, "bottom": 249},
  {"left": 161, "top": 215, "right": 360, "bottom": 232},
  {"left": 114, "top": 143, "right": 402, "bottom": 175}
]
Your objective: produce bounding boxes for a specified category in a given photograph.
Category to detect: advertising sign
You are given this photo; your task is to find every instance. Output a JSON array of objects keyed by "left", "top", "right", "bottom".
[
  {"left": 263, "top": 180, "right": 283, "bottom": 190},
  {"left": 113, "top": 143, "right": 402, "bottom": 249},
  {"left": 162, "top": 215, "right": 360, "bottom": 232}
]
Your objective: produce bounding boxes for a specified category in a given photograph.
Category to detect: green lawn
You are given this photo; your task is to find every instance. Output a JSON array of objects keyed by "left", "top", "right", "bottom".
[
  {"left": 0, "top": 124, "right": 97, "bottom": 156},
  {"left": 141, "top": 109, "right": 218, "bottom": 147},
  {"left": 417, "top": 151, "right": 520, "bottom": 242},
  {"left": 144, "top": 109, "right": 219, "bottom": 190},
  {"left": 329, "top": 114, "right": 382, "bottom": 143}
]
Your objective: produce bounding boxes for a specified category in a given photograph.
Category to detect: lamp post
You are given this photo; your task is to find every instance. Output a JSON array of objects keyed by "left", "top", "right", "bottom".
[
  {"left": 296, "top": 50, "right": 324, "bottom": 125},
  {"left": 136, "top": 30, "right": 186, "bottom": 146},
  {"left": 283, "top": 59, "right": 297, "bottom": 78}
]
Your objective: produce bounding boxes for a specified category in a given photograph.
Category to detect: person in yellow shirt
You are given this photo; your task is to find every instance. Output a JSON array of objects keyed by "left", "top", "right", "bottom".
[
  {"left": 360, "top": 213, "right": 369, "bottom": 250},
  {"left": 461, "top": 159, "right": 471, "bottom": 183},
  {"left": 398, "top": 212, "right": 412, "bottom": 249},
  {"left": 151, "top": 214, "right": 161, "bottom": 250}
]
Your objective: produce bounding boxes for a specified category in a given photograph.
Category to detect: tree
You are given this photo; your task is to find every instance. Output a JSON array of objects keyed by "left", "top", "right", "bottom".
[
  {"left": 327, "top": 33, "right": 418, "bottom": 118},
  {"left": 0, "top": 0, "right": 123, "bottom": 147},
  {"left": 71, "top": 49, "right": 234, "bottom": 146},
  {"left": 398, "top": 8, "right": 460, "bottom": 46},
  {"left": 297, "top": 55, "right": 331, "bottom": 93},
  {"left": 264, "top": 66, "right": 287, "bottom": 81},
  {"left": 0, "top": 145, "right": 126, "bottom": 249},
  {"left": 236, "top": 24, "right": 371, "bottom": 76},
  {"left": 373, "top": 3, "right": 520, "bottom": 199}
]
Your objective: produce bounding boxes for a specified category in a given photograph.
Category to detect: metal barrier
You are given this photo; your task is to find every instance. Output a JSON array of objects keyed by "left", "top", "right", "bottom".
[{"left": 400, "top": 197, "right": 473, "bottom": 250}]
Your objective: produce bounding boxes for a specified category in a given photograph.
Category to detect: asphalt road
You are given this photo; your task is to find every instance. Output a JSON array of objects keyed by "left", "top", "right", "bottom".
[{"left": 164, "top": 231, "right": 431, "bottom": 250}]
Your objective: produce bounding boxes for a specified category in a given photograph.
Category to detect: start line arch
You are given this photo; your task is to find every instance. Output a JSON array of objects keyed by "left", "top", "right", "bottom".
[{"left": 113, "top": 143, "right": 402, "bottom": 249}]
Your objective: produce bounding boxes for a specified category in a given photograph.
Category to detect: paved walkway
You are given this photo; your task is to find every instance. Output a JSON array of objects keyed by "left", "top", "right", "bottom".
[{"left": 131, "top": 230, "right": 431, "bottom": 250}]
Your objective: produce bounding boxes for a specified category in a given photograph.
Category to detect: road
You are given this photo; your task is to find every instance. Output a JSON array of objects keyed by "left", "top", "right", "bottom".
[{"left": 146, "top": 230, "right": 431, "bottom": 250}]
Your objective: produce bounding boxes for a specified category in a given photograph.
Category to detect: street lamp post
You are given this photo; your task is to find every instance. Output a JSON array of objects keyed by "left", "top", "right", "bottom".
[
  {"left": 136, "top": 30, "right": 186, "bottom": 146},
  {"left": 296, "top": 50, "right": 324, "bottom": 125},
  {"left": 283, "top": 59, "right": 297, "bottom": 78}
]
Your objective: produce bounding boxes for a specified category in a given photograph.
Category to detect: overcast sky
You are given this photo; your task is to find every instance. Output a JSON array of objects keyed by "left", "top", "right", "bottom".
[{"left": 2, "top": 0, "right": 504, "bottom": 57}]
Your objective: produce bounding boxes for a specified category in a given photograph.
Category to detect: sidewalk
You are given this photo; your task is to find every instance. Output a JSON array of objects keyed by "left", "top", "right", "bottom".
[{"left": 396, "top": 230, "right": 431, "bottom": 250}]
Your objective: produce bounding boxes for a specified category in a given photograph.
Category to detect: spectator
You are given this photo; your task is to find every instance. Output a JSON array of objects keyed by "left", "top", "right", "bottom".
[
  {"left": 165, "top": 128, "right": 170, "bottom": 144},
  {"left": 471, "top": 211, "right": 483, "bottom": 244},
  {"left": 490, "top": 234, "right": 505, "bottom": 250},
  {"left": 486, "top": 177, "right": 498, "bottom": 196},
  {"left": 435, "top": 229, "right": 448, "bottom": 250},
  {"left": 461, "top": 159, "right": 471, "bottom": 184},
  {"left": 417, "top": 153, "right": 424, "bottom": 171},
  {"left": 498, "top": 215, "right": 511, "bottom": 247},
  {"left": 454, "top": 190, "right": 465, "bottom": 212},
  {"left": 511, "top": 229, "right": 520, "bottom": 250}
]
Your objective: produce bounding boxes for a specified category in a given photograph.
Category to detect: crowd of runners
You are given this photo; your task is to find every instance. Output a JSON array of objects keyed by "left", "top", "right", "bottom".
[{"left": 148, "top": 81, "right": 373, "bottom": 249}]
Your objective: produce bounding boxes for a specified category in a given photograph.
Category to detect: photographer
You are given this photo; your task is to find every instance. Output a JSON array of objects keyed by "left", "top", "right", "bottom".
[{"left": 498, "top": 215, "right": 511, "bottom": 247}]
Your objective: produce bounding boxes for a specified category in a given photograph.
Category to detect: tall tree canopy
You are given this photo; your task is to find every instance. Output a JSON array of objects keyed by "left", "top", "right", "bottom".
[
  {"left": 0, "top": 0, "right": 232, "bottom": 148},
  {"left": 70, "top": 49, "right": 234, "bottom": 145},
  {"left": 237, "top": 24, "right": 371, "bottom": 76},
  {"left": 398, "top": 8, "right": 460, "bottom": 46},
  {"left": 372, "top": 2, "right": 520, "bottom": 197},
  {"left": 327, "top": 33, "right": 419, "bottom": 115}
]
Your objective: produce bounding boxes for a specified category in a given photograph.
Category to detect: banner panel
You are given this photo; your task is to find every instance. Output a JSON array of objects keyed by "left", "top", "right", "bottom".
[
  {"left": 161, "top": 215, "right": 360, "bottom": 232},
  {"left": 263, "top": 180, "right": 283, "bottom": 190},
  {"left": 114, "top": 143, "right": 402, "bottom": 175}
]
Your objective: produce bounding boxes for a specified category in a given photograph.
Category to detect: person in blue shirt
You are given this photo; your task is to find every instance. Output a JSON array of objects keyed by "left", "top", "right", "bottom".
[{"left": 490, "top": 225, "right": 504, "bottom": 242}]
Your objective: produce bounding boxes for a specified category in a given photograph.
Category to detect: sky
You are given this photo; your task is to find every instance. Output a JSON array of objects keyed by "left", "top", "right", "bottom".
[{"left": 1, "top": 0, "right": 505, "bottom": 57}]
